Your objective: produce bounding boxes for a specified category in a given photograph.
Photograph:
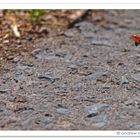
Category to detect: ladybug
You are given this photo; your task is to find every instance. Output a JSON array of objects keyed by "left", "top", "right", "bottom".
[{"left": 131, "top": 34, "right": 140, "bottom": 46}]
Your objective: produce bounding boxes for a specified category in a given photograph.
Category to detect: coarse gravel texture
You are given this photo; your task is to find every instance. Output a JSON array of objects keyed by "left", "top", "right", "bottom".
[{"left": 0, "top": 10, "right": 140, "bottom": 130}]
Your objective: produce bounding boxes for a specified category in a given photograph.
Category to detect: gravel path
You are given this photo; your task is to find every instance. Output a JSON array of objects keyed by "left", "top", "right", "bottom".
[{"left": 1, "top": 10, "right": 140, "bottom": 130}]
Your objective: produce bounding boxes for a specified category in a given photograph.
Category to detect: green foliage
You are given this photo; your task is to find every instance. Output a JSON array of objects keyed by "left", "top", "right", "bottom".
[{"left": 28, "top": 10, "right": 46, "bottom": 23}]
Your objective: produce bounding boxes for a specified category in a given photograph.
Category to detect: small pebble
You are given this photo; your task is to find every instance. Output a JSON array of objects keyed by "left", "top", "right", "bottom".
[
  {"left": 131, "top": 73, "right": 140, "bottom": 83},
  {"left": 56, "top": 108, "right": 70, "bottom": 115}
]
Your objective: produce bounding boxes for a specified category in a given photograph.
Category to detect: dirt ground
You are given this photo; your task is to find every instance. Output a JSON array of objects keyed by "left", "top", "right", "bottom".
[{"left": 0, "top": 10, "right": 140, "bottom": 130}]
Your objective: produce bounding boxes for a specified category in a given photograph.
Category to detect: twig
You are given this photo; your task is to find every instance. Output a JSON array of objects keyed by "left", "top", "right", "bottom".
[{"left": 68, "top": 10, "right": 89, "bottom": 28}]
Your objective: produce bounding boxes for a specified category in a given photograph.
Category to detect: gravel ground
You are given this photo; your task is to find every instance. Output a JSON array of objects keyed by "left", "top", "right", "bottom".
[{"left": 1, "top": 10, "right": 140, "bottom": 130}]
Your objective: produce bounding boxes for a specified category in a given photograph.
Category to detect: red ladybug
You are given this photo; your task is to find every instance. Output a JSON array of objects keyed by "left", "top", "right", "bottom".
[{"left": 131, "top": 34, "right": 140, "bottom": 46}]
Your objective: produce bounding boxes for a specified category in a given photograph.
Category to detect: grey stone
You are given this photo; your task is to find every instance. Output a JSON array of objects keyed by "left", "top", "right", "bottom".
[
  {"left": 56, "top": 108, "right": 70, "bottom": 115},
  {"left": 21, "top": 62, "right": 34, "bottom": 67},
  {"left": 91, "top": 122, "right": 106, "bottom": 128},
  {"left": 131, "top": 73, "right": 140, "bottom": 83},
  {"left": 84, "top": 66, "right": 107, "bottom": 81},
  {"left": 20, "top": 109, "right": 34, "bottom": 115},
  {"left": 21, "top": 118, "right": 33, "bottom": 128},
  {"left": 63, "top": 29, "right": 78, "bottom": 37},
  {"left": 92, "top": 115, "right": 107, "bottom": 122},
  {"left": 87, "top": 73, "right": 104, "bottom": 80},
  {"left": 75, "top": 22, "right": 97, "bottom": 38},
  {"left": 13, "top": 73, "right": 25, "bottom": 82},
  {"left": 92, "top": 40, "right": 111, "bottom": 47},
  {"left": 39, "top": 116, "right": 53, "bottom": 124},
  {"left": 27, "top": 80, "right": 38, "bottom": 86},
  {"left": 16, "top": 65, "right": 30, "bottom": 71},
  {"left": 101, "top": 25, "right": 114, "bottom": 31},
  {"left": 68, "top": 64, "right": 78, "bottom": 71},
  {"left": 85, "top": 103, "right": 110, "bottom": 117},
  {"left": 68, "top": 65, "right": 78, "bottom": 74},
  {"left": 95, "top": 65, "right": 106, "bottom": 73},
  {"left": 86, "top": 114, "right": 107, "bottom": 128},
  {"left": 24, "top": 69, "right": 34, "bottom": 76},
  {"left": 121, "top": 76, "right": 129, "bottom": 84},
  {"left": 38, "top": 73, "right": 61, "bottom": 82},
  {"left": 72, "top": 82, "right": 84, "bottom": 91},
  {"left": 45, "top": 56, "right": 57, "bottom": 60},
  {"left": 125, "top": 97, "right": 140, "bottom": 108},
  {"left": 0, "top": 87, "right": 11, "bottom": 94},
  {"left": 132, "top": 124, "right": 140, "bottom": 130}
]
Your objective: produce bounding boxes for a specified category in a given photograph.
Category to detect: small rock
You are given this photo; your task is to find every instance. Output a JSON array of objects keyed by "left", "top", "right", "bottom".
[
  {"left": 64, "top": 54, "right": 73, "bottom": 62},
  {"left": 63, "top": 29, "right": 78, "bottom": 37},
  {"left": 21, "top": 62, "right": 34, "bottom": 67},
  {"left": 61, "top": 84, "right": 67, "bottom": 91},
  {"left": 45, "top": 56, "right": 57, "bottom": 60},
  {"left": 21, "top": 118, "right": 33, "bottom": 128},
  {"left": 101, "top": 24, "right": 114, "bottom": 31},
  {"left": 92, "top": 122, "right": 106, "bottom": 128},
  {"left": 7, "top": 55, "right": 14, "bottom": 60},
  {"left": 56, "top": 108, "right": 70, "bottom": 115},
  {"left": 132, "top": 124, "right": 140, "bottom": 130},
  {"left": 121, "top": 76, "right": 129, "bottom": 84},
  {"left": 24, "top": 69, "right": 34, "bottom": 76},
  {"left": 68, "top": 64, "right": 77, "bottom": 70},
  {"left": 131, "top": 73, "right": 140, "bottom": 83},
  {"left": 16, "top": 65, "right": 30, "bottom": 71},
  {"left": 72, "top": 82, "right": 84, "bottom": 91},
  {"left": 134, "top": 67, "right": 140, "bottom": 72},
  {"left": 0, "top": 87, "right": 11, "bottom": 94},
  {"left": 85, "top": 103, "right": 110, "bottom": 117},
  {"left": 85, "top": 66, "right": 107, "bottom": 81},
  {"left": 86, "top": 73, "right": 104, "bottom": 80},
  {"left": 86, "top": 114, "right": 107, "bottom": 128},
  {"left": 68, "top": 64, "right": 78, "bottom": 74},
  {"left": 125, "top": 97, "right": 140, "bottom": 108},
  {"left": 38, "top": 73, "right": 61, "bottom": 82},
  {"left": 20, "top": 108, "right": 34, "bottom": 115},
  {"left": 12, "top": 56, "right": 21, "bottom": 63},
  {"left": 130, "top": 87, "right": 140, "bottom": 93},
  {"left": 82, "top": 52, "right": 90, "bottom": 57},
  {"left": 75, "top": 22, "right": 97, "bottom": 38},
  {"left": 27, "top": 80, "right": 38, "bottom": 86},
  {"left": 55, "top": 53, "right": 66, "bottom": 58},
  {"left": 39, "top": 116, "right": 53, "bottom": 125},
  {"left": 13, "top": 72, "right": 25, "bottom": 82},
  {"left": 92, "top": 40, "right": 111, "bottom": 47}
]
